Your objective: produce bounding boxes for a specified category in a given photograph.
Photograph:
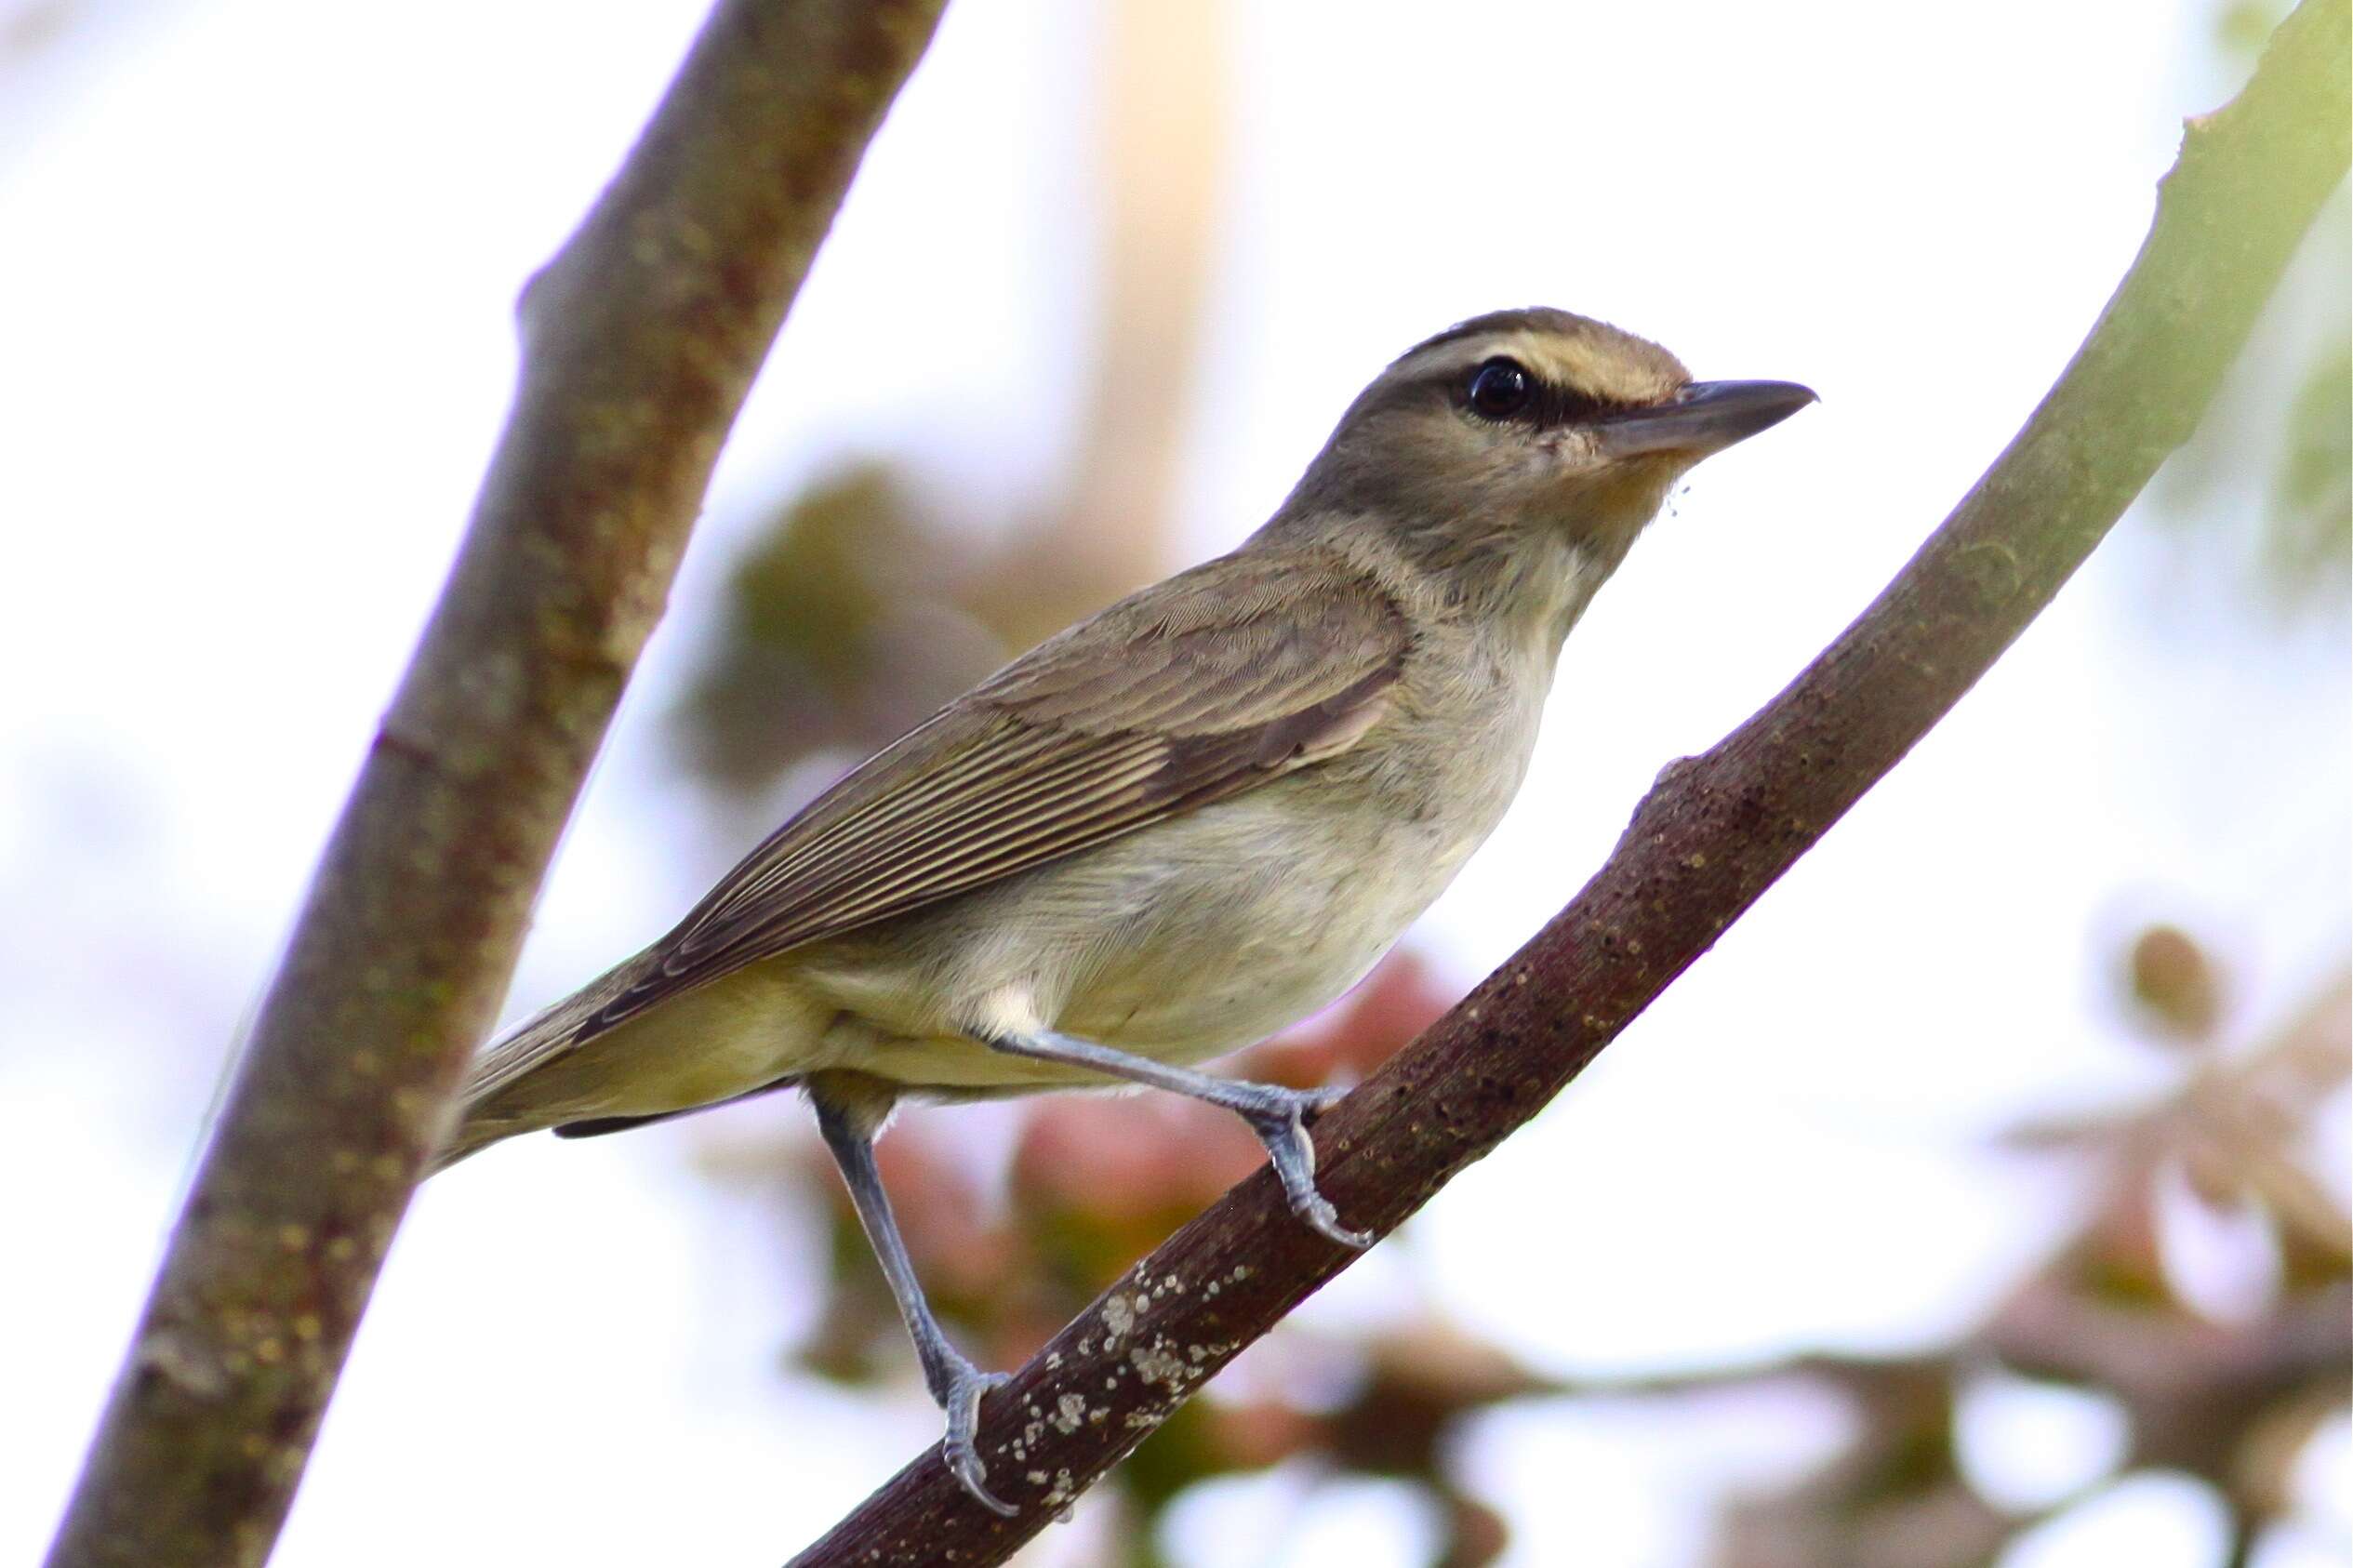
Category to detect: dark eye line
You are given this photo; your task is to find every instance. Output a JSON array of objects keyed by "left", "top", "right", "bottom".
[
  {"left": 1455, "top": 360, "right": 1619, "bottom": 427},
  {"left": 1540, "top": 385, "right": 1614, "bottom": 425}
]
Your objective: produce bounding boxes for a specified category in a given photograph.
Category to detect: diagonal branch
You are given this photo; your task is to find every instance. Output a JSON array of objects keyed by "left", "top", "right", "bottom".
[
  {"left": 44, "top": 4, "right": 948, "bottom": 1566},
  {"left": 788, "top": 2, "right": 2350, "bottom": 1561}
]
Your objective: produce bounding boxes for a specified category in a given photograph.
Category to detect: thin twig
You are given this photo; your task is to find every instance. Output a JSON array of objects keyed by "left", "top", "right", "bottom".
[
  {"left": 44, "top": 5, "right": 947, "bottom": 1565},
  {"left": 788, "top": 2, "right": 2350, "bottom": 1561}
]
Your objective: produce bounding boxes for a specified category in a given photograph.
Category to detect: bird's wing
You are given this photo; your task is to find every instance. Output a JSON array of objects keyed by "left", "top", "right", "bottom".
[{"left": 526, "top": 548, "right": 1410, "bottom": 1069}]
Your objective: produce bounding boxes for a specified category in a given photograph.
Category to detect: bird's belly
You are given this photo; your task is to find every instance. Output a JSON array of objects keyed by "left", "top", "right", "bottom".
[
  {"left": 1055, "top": 853, "right": 1416, "bottom": 1061},
  {"left": 1068, "top": 780, "right": 1490, "bottom": 1047},
  {"left": 799, "top": 658, "right": 1547, "bottom": 1097},
  {"left": 809, "top": 777, "right": 1498, "bottom": 1096}
]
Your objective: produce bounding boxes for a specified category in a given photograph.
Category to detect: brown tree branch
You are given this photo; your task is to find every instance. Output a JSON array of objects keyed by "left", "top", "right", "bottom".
[
  {"left": 44, "top": 4, "right": 947, "bottom": 1565},
  {"left": 788, "top": 3, "right": 2350, "bottom": 1561}
]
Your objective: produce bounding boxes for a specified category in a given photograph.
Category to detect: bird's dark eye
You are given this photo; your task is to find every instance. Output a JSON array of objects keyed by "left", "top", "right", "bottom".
[{"left": 1466, "top": 358, "right": 1534, "bottom": 419}]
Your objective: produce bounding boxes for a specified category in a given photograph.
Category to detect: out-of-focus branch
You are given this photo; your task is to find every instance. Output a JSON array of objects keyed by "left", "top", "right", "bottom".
[
  {"left": 44, "top": 5, "right": 946, "bottom": 1566},
  {"left": 788, "top": 3, "right": 2349, "bottom": 1561},
  {"left": 1050, "top": 0, "right": 1227, "bottom": 591},
  {"left": 2013, "top": 963, "right": 2353, "bottom": 1257}
]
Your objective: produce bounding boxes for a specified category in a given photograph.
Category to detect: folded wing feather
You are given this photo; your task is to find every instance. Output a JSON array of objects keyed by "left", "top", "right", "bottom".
[{"left": 458, "top": 547, "right": 1409, "bottom": 1105}]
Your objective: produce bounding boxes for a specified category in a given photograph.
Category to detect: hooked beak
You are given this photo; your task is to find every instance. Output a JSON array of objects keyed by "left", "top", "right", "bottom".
[{"left": 1594, "top": 379, "right": 1817, "bottom": 460}]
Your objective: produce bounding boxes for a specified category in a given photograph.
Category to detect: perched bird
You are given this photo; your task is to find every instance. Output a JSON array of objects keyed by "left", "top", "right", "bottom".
[{"left": 432, "top": 307, "right": 1813, "bottom": 1509}]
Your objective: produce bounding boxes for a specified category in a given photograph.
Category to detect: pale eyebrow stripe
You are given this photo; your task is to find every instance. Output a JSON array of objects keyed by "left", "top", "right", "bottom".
[
  {"left": 1387, "top": 329, "right": 1584, "bottom": 389},
  {"left": 1385, "top": 336, "right": 1518, "bottom": 383}
]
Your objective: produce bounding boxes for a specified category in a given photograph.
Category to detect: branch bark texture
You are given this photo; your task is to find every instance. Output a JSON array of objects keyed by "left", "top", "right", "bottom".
[
  {"left": 790, "top": 3, "right": 2350, "bottom": 1561},
  {"left": 46, "top": 5, "right": 947, "bottom": 1565}
]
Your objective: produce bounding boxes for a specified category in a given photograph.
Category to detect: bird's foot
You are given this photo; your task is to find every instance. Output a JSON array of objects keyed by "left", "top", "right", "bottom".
[
  {"left": 931, "top": 1357, "right": 1017, "bottom": 1515},
  {"left": 1235, "top": 1083, "right": 1372, "bottom": 1249}
]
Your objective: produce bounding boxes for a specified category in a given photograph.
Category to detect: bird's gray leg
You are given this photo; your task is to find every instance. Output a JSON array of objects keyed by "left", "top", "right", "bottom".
[
  {"left": 977, "top": 1030, "right": 1371, "bottom": 1249},
  {"left": 807, "top": 1082, "right": 1017, "bottom": 1516}
]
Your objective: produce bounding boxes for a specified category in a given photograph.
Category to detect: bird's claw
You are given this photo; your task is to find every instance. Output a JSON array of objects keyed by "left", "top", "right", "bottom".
[
  {"left": 937, "top": 1362, "right": 1017, "bottom": 1516},
  {"left": 1292, "top": 1187, "right": 1375, "bottom": 1250},
  {"left": 1243, "top": 1086, "right": 1373, "bottom": 1249}
]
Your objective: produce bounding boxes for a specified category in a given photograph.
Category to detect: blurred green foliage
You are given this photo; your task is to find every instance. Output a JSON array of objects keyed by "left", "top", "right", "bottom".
[{"left": 676, "top": 464, "right": 1004, "bottom": 798}]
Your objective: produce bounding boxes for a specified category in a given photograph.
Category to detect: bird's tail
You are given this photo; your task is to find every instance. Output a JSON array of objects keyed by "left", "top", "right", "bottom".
[
  {"left": 426, "top": 959, "right": 645, "bottom": 1176},
  {"left": 425, "top": 1107, "right": 523, "bottom": 1176}
]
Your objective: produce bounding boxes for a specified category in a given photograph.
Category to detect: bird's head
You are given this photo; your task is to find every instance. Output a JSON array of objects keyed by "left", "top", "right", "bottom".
[{"left": 1277, "top": 307, "right": 1814, "bottom": 591}]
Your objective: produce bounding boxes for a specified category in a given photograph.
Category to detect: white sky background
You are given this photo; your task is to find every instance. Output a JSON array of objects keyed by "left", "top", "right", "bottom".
[{"left": 1, "top": 1, "right": 2346, "bottom": 1565}]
